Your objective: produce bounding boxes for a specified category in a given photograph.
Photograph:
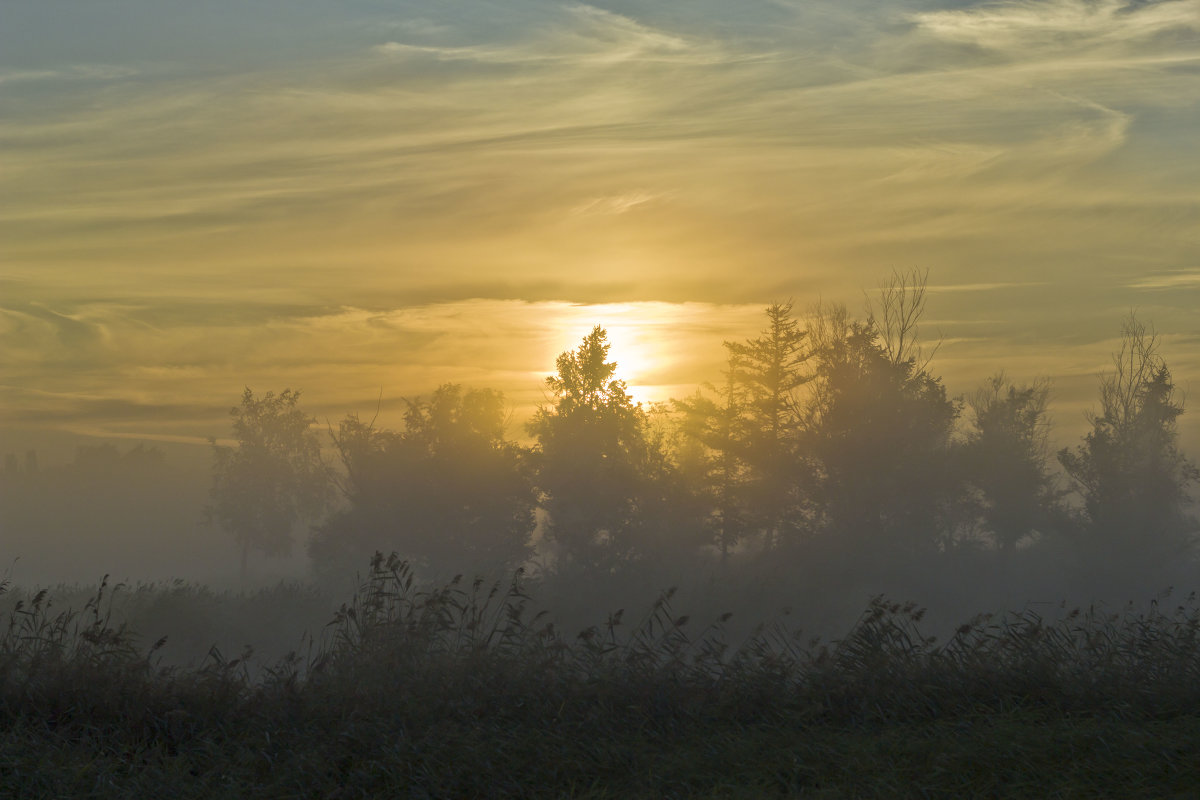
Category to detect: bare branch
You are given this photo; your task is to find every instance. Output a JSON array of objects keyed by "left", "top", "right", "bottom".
[
  {"left": 1098, "top": 313, "right": 1163, "bottom": 428},
  {"left": 867, "top": 268, "right": 941, "bottom": 370}
]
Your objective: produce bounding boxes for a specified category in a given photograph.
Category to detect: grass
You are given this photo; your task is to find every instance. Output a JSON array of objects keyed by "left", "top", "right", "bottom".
[{"left": 2, "top": 554, "right": 1200, "bottom": 798}]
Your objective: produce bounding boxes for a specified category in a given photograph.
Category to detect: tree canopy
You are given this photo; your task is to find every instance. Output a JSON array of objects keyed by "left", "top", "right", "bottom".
[
  {"left": 963, "top": 374, "right": 1058, "bottom": 554},
  {"left": 208, "top": 388, "right": 331, "bottom": 578},
  {"left": 1059, "top": 317, "right": 1199, "bottom": 566},
  {"left": 310, "top": 384, "right": 536, "bottom": 580},
  {"left": 528, "top": 326, "right": 691, "bottom": 574},
  {"left": 202, "top": 281, "right": 1200, "bottom": 599}
]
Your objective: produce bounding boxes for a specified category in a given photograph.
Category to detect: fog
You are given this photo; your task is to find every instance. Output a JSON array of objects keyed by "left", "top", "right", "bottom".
[{"left": 3, "top": 279, "right": 1197, "bottom": 669}]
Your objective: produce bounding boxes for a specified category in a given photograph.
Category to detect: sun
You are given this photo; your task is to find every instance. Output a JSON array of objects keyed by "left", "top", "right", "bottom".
[
  {"left": 601, "top": 324, "right": 661, "bottom": 406},
  {"left": 543, "top": 302, "right": 675, "bottom": 407}
]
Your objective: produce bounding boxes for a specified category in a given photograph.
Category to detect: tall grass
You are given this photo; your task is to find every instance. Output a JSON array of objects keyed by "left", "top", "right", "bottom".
[
  {"left": 306, "top": 556, "right": 1200, "bottom": 722},
  {"left": 2, "top": 560, "right": 1200, "bottom": 797}
]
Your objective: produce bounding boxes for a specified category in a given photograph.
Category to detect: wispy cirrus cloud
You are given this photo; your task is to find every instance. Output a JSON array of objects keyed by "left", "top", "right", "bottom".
[
  {"left": 3, "top": 0, "right": 1198, "bottom": 450},
  {"left": 911, "top": 0, "right": 1200, "bottom": 57},
  {"left": 369, "top": 3, "right": 747, "bottom": 68},
  {"left": 0, "top": 64, "right": 138, "bottom": 85},
  {"left": 1127, "top": 269, "right": 1200, "bottom": 289},
  {"left": 572, "top": 190, "right": 664, "bottom": 216},
  {"left": 927, "top": 281, "right": 1047, "bottom": 293}
]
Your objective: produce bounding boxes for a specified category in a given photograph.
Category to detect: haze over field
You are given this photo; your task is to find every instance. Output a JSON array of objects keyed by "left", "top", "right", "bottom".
[{"left": 2, "top": 0, "right": 1199, "bottom": 591}]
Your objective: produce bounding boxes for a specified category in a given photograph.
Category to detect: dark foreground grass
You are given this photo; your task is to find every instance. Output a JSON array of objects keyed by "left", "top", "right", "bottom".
[
  {"left": 3, "top": 556, "right": 1200, "bottom": 798},
  {"left": 5, "top": 707, "right": 1198, "bottom": 798}
]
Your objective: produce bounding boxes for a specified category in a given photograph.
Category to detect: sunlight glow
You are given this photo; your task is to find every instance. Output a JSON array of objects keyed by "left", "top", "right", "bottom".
[
  {"left": 541, "top": 302, "right": 680, "bottom": 406},
  {"left": 531, "top": 300, "right": 764, "bottom": 407}
]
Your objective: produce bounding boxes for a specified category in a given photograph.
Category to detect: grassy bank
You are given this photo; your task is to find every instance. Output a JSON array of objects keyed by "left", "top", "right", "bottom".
[{"left": 3, "top": 556, "right": 1199, "bottom": 798}]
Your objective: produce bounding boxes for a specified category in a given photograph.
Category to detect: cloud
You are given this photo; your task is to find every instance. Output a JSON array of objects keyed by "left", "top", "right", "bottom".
[
  {"left": 571, "top": 190, "right": 664, "bottom": 216},
  {"left": 369, "top": 4, "right": 732, "bottom": 69},
  {"left": 2, "top": 0, "right": 1198, "bottom": 451},
  {"left": 2, "top": 1, "right": 1181, "bottom": 266},
  {"left": 554, "top": 4, "right": 694, "bottom": 63},
  {"left": 0, "top": 64, "right": 138, "bottom": 85},
  {"left": 911, "top": 0, "right": 1200, "bottom": 58},
  {"left": 0, "top": 389, "right": 213, "bottom": 425},
  {"left": 927, "top": 282, "right": 1047, "bottom": 293},
  {"left": 0, "top": 303, "right": 110, "bottom": 367},
  {"left": 1127, "top": 270, "right": 1200, "bottom": 289}
]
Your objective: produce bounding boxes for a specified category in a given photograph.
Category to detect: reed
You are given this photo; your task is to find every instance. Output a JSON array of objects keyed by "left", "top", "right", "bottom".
[{"left": 2, "top": 561, "right": 1199, "bottom": 798}]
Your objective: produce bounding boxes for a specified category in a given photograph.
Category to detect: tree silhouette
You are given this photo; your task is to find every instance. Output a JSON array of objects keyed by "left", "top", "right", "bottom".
[
  {"left": 674, "top": 367, "right": 751, "bottom": 561},
  {"left": 676, "top": 302, "right": 810, "bottom": 556},
  {"left": 527, "top": 326, "right": 658, "bottom": 574},
  {"left": 725, "top": 302, "right": 811, "bottom": 549},
  {"left": 963, "top": 374, "right": 1061, "bottom": 554},
  {"left": 310, "top": 384, "right": 536, "bottom": 580},
  {"left": 1059, "top": 316, "right": 1199, "bottom": 567},
  {"left": 208, "top": 388, "right": 331, "bottom": 580},
  {"left": 802, "top": 296, "right": 959, "bottom": 556},
  {"left": 868, "top": 268, "right": 938, "bottom": 369}
]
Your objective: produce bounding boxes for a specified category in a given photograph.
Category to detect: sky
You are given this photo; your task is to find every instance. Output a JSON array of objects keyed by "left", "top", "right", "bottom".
[{"left": 2, "top": 0, "right": 1199, "bottom": 458}]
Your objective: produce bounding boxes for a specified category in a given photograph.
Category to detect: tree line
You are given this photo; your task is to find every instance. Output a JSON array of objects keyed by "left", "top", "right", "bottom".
[{"left": 208, "top": 272, "right": 1199, "bottom": 587}]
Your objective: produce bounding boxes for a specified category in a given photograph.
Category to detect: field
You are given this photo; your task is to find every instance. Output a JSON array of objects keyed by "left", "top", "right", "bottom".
[{"left": 3, "top": 555, "right": 1199, "bottom": 799}]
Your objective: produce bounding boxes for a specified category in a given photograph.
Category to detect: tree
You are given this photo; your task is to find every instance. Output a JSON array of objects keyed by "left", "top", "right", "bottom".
[
  {"left": 674, "top": 365, "right": 752, "bottom": 561},
  {"left": 868, "top": 267, "right": 938, "bottom": 369},
  {"left": 802, "top": 285, "right": 960, "bottom": 556},
  {"left": 675, "top": 302, "right": 810, "bottom": 555},
  {"left": 309, "top": 384, "right": 536, "bottom": 580},
  {"left": 630, "top": 402, "right": 712, "bottom": 567},
  {"left": 724, "top": 302, "right": 811, "bottom": 549},
  {"left": 1058, "top": 316, "right": 1199, "bottom": 566},
  {"left": 208, "top": 388, "right": 331, "bottom": 580},
  {"left": 963, "top": 374, "right": 1060, "bottom": 554},
  {"left": 527, "top": 326, "right": 660, "bottom": 574}
]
